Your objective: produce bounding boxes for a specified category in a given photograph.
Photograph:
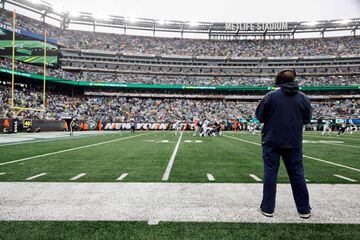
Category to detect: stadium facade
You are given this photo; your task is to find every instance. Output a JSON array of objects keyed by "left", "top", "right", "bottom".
[{"left": 0, "top": 0, "right": 359, "bottom": 133}]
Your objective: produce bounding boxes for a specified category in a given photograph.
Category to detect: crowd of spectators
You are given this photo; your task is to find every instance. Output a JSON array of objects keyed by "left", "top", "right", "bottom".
[
  {"left": 80, "top": 72, "right": 360, "bottom": 87},
  {"left": 1, "top": 59, "right": 359, "bottom": 87},
  {"left": 1, "top": 10, "right": 360, "bottom": 57},
  {"left": 1, "top": 85, "right": 359, "bottom": 123}
]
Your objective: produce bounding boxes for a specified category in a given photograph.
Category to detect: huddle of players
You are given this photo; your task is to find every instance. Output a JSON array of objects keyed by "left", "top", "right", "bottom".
[
  {"left": 173, "top": 119, "right": 222, "bottom": 137},
  {"left": 321, "top": 120, "right": 358, "bottom": 136}
]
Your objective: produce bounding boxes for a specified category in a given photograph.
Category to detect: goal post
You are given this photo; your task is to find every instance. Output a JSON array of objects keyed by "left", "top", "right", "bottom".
[{"left": 10, "top": 10, "right": 47, "bottom": 115}]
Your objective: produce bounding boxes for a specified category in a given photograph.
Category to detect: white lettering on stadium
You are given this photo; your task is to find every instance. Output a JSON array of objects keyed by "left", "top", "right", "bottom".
[{"left": 225, "top": 22, "right": 288, "bottom": 31}]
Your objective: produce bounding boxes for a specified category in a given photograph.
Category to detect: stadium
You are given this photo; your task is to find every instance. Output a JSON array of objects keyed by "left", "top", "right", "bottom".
[{"left": 0, "top": 0, "right": 359, "bottom": 239}]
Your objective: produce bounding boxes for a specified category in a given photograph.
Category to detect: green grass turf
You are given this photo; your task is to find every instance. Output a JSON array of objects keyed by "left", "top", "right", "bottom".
[
  {"left": 0, "top": 131, "right": 359, "bottom": 183},
  {"left": 0, "top": 221, "right": 359, "bottom": 240}
]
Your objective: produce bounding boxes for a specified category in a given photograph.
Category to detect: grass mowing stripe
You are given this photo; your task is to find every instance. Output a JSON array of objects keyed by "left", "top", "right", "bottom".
[
  {"left": 223, "top": 135, "right": 360, "bottom": 173},
  {"left": 162, "top": 131, "right": 183, "bottom": 181},
  {"left": 0, "top": 133, "right": 149, "bottom": 166}
]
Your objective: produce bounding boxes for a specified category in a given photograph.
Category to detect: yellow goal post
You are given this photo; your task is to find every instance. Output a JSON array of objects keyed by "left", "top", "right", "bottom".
[{"left": 10, "top": 10, "right": 47, "bottom": 116}]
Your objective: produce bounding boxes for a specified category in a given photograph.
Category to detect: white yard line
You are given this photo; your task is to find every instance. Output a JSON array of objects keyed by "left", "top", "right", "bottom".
[
  {"left": 305, "top": 179, "right": 310, "bottom": 182},
  {"left": 302, "top": 134, "right": 360, "bottom": 141},
  {"left": 207, "top": 174, "right": 215, "bottom": 181},
  {"left": 25, "top": 173, "right": 47, "bottom": 181},
  {"left": 249, "top": 174, "right": 262, "bottom": 182},
  {"left": 116, "top": 173, "right": 128, "bottom": 181},
  {"left": 317, "top": 142, "right": 360, "bottom": 149},
  {"left": 70, "top": 173, "right": 86, "bottom": 181},
  {"left": 223, "top": 135, "right": 360, "bottom": 173},
  {"left": 0, "top": 172, "right": 6, "bottom": 176},
  {"left": 0, "top": 133, "right": 149, "bottom": 167},
  {"left": 302, "top": 155, "right": 360, "bottom": 173},
  {"left": 162, "top": 131, "right": 183, "bottom": 181},
  {"left": 334, "top": 174, "right": 357, "bottom": 182}
]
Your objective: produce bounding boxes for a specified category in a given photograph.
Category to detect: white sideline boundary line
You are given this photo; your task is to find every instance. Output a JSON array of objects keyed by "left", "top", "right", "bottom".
[
  {"left": 70, "top": 173, "right": 86, "bottom": 181},
  {"left": 249, "top": 174, "right": 262, "bottom": 182},
  {"left": 223, "top": 135, "right": 360, "bottom": 173},
  {"left": 117, "top": 173, "right": 128, "bottom": 181},
  {"left": 207, "top": 174, "right": 215, "bottom": 181},
  {"left": 0, "top": 133, "right": 112, "bottom": 147},
  {"left": 162, "top": 131, "right": 183, "bottom": 181},
  {"left": 26, "top": 173, "right": 47, "bottom": 181},
  {"left": 334, "top": 174, "right": 357, "bottom": 182},
  {"left": 0, "top": 133, "right": 149, "bottom": 166}
]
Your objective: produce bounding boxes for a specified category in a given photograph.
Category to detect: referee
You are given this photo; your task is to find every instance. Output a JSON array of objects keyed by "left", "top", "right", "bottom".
[{"left": 255, "top": 70, "right": 312, "bottom": 219}]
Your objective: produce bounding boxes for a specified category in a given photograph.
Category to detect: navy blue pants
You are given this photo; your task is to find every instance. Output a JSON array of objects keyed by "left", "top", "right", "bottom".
[{"left": 261, "top": 144, "right": 310, "bottom": 214}]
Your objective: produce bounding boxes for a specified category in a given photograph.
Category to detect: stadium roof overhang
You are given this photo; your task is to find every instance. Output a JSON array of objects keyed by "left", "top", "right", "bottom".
[{"left": 2, "top": 0, "right": 360, "bottom": 38}]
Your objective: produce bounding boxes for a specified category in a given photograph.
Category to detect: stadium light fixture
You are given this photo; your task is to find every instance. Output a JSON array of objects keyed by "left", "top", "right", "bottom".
[
  {"left": 189, "top": 21, "right": 200, "bottom": 27},
  {"left": 302, "top": 21, "right": 319, "bottom": 26},
  {"left": 93, "top": 12, "right": 108, "bottom": 21},
  {"left": 28, "top": 0, "right": 42, "bottom": 4},
  {"left": 334, "top": 19, "right": 351, "bottom": 25},
  {"left": 68, "top": 11, "right": 80, "bottom": 18},
  {"left": 126, "top": 17, "right": 138, "bottom": 23},
  {"left": 158, "top": 19, "right": 170, "bottom": 25}
]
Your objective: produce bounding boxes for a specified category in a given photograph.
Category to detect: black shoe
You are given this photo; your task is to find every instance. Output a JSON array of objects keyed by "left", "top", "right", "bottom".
[{"left": 258, "top": 208, "right": 274, "bottom": 217}]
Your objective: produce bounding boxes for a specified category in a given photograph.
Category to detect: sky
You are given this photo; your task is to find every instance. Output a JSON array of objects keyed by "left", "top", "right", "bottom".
[{"left": 45, "top": 0, "right": 360, "bottom": 22}]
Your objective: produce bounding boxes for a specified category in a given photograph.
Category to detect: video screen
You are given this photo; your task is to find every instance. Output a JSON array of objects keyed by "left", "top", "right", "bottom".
[{"left": 0, "top": 28, "right": 58, "bottom": 67}]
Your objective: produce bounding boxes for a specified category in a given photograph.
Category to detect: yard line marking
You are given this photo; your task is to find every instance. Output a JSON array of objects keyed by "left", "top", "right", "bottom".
[
  {"left": 162, "top": 131, "right": 183, "bottom": 181},
  {"left": 25, "top": 173, "right": 47, "bottom": 181},
  {"left": 116, "top": 173, "right": 128, "bottom": 181},
  {"left": 302, "top": 155, "right": 360, "bottom": 173},
  {"left": 0, "top": 172, "right": 6, "bottom": 176},
  {"left": 305, "top": 178, "right": 310, "bottom": 182},
  {"left": 333, "top": 174, "right": 357, "bottom": 182},
  {"left": 303, "top": 139, "right": 360, "bottom": 149},
  {"left": 249, "top": 174, "right": 262, "bottom": 182},
  {"left": 303, "top": 134, "right": 360, "bottom": 141},
  {"left": 0, "top": 133, "right": 149, "bottom": 166},
  {"left": 70, "top": 173, "right": 86, "bottom": 181},
  {"left": 224, "top": 135, "right": 360, "bottom": 173},
  {"left": 223, "top": 135, "right": 261, "bottom": 146},
  {"left": 207, "top": 174, "right": 215, "bottom": 181}
]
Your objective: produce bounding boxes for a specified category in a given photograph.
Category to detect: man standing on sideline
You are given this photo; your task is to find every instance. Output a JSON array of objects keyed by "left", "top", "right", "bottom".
[{"left": 255, "top": 70, "right": 312, "bottom": 219}]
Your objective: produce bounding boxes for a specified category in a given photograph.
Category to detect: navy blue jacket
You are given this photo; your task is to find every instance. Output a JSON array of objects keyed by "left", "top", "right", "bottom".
[{"left": 255, "top": 82, "right": 312, "bottom": 148}]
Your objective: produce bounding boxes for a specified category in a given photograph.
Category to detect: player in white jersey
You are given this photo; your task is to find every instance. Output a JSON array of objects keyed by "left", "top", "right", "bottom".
[
  {"left": 200, "top": 120, "right": 210, "bottom": 137},
  {"left": 174, "top": 121, "right": 182, "bottom": 135},
  {"left": 321, "top": 121, "right": 332, "bottom": 136},
  {"left": 349, "top": 119, "right": 358, "bottom": 134}
]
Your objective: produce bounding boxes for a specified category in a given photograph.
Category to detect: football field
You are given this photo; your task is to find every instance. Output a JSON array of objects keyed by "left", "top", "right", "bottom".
[
  {"left": 0, "top": 131, "right": 359, "bottom": 239},
  {"left": 0, "top": 131, "right": 359, "bottom": 183}
]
